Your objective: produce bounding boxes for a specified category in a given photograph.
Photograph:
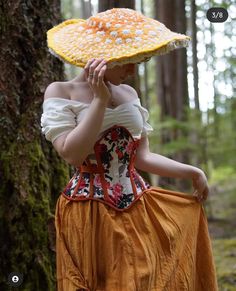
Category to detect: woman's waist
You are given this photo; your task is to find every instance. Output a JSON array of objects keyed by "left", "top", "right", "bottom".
[{"left": 62, "top": 167, "right": 150, "bottom": 210}]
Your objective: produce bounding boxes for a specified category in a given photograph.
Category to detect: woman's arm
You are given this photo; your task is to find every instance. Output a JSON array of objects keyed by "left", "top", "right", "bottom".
[
  {"left": 48, "top": 59, "right": 111, "bottom": 167},
  {"left": 135, "top": 136, "right": 209, "bottom": 202}
]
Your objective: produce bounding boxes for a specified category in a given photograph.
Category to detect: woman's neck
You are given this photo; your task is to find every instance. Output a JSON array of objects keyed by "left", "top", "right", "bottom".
[{"left": 70, "top": 71, "right": 86, "bottom": 83}]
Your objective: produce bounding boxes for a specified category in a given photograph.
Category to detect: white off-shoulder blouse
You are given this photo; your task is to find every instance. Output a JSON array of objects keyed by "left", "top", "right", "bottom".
[{"left": 41, "top": 97, "right": 153, "bottom": 143}]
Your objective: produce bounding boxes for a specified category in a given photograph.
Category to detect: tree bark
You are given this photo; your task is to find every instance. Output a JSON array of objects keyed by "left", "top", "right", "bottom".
[{"left": 0, "top": 1, "right": 69, "bottom": 290}]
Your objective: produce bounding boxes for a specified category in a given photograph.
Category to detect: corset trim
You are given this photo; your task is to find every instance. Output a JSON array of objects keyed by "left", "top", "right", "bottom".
[{"left": 61, "top": 188, "right": 151, "bottom": 212}]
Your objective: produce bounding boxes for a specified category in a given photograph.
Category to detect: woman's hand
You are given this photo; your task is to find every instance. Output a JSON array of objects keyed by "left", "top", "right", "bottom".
[
  {"left": 84, "top": 58, "right": 111, "bottom": 103},
  {"left": 192, "top": 169, "right": 209, "bottom": 202}
]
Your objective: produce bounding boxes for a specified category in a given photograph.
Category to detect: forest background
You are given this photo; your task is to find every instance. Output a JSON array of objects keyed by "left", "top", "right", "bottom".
[{"left": 0, "top": 0, "right": 235, "bottom": 290}]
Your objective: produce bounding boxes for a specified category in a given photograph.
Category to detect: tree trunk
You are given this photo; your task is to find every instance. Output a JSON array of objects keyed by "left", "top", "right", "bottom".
[
  {"left": 98, "top": 0, "right": 135, "bottom": 11},
  {"left": 140, "top": 0, "right": 150, "bottom": 109},
  {"left": 154, "top": 0, "right": 190, "bottom": 191},
  {"left": 188, "top": 0, "right": 201, "bottom": 167},
  {"left": 81, "top": 0, "right": 92, "bottom": 18},
  {"left": 190, "top": 0, "right": 200, "bottom": 110},
  {"left": 0, "top": 1, "right": 69, "bottom": 290}
]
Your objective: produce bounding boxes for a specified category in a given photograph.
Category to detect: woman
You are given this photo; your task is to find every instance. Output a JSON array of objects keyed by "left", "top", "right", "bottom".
[{"left": 41, "top": 8, "right": 218, "bottom": 291}]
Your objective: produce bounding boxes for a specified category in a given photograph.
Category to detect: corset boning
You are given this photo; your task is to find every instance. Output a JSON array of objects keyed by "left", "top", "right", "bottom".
[{"left": 62, "top": 125, "right": 150, "bottom": 210}]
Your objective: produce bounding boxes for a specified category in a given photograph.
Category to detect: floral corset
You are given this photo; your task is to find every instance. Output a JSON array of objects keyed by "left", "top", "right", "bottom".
[{"left": 62, "top": 125, "right": 150, "bottom": 211}]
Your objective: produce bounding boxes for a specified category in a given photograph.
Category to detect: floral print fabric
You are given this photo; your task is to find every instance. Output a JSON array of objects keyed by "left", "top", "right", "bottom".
[{"left": 62, "top": 125, "right": 150, "bottom": 210}]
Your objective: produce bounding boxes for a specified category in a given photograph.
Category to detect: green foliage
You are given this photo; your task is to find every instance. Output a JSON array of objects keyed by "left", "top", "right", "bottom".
[
  {"left": 148, "top": 103, "right": 161, "bottom": 152},
  {"left": 212, "top": 238, "right": 236, "bottom": 290},
  {"left": 210, "top": 166, "right": 236, "bottom": 184},
  {"left": 206, "top": 171, "right": 236, "bottom": 289},
  {"left": 149, "top": 106, "right": 201, "bottom": 157}
]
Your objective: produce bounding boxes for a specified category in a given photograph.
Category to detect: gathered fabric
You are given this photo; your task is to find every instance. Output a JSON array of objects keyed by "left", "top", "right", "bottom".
[
  {"left": 55, "top": 187, "right": 218, "bottom": 291},
  {"left": 40, "top": 97, "right": 153, "bottom": 143}
]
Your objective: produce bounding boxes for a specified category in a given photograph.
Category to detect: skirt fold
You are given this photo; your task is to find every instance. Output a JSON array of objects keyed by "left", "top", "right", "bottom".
[{"left": 55, "top": 187, "right": 218, "bottom": 291}]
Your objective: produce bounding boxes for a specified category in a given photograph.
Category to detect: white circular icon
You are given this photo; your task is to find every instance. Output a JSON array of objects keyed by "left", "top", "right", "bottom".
[
  {"left": 8, "top": 272, "right": 23, "bottom": 287},
  {"left": 12, "top": 275, "right": 19, "bottom": 283}
]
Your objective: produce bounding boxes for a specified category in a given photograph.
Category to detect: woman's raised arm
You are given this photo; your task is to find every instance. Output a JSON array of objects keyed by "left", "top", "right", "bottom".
[{"left": 47, "top": 59, "right": 111, "bottom": 167}]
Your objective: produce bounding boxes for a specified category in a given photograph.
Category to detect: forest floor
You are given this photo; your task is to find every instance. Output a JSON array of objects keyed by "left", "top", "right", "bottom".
[{"left": 206, "top": 181, "right": 236, "bottom": 291}]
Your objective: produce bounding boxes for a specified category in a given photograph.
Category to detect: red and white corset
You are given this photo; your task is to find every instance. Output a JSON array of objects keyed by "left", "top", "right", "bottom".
[{"left": 62, "top": 125, "right": 150, "bottom": 210}]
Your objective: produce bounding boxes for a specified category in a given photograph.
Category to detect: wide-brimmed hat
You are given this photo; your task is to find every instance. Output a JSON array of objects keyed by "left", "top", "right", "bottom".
[{"left": 47, "top": 8, "right": 190, "bottom": 68}]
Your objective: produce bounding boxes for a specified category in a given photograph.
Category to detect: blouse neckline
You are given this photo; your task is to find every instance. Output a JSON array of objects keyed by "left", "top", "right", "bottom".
[{"left": 43, "top": 97, "right": 141, "bottom": 111}]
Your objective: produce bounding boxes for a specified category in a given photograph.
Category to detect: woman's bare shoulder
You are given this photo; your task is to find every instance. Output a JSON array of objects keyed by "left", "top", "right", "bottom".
[{"left": 44, "top": 81, "right": 72, "bottom": 100}]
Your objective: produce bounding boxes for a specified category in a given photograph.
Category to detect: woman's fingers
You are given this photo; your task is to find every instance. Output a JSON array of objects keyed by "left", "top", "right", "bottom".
[
  {"left": 192, "top": 170, "right": 209, "bottom": 202},
  {"left": 85, "top": 59, "right": 108, "bottom": 89},
  {"left": 84, "top": 59, "right": 95, "bottom": 79},
  {"left": 93, "top": 60, "right": 107, "bottom": 84},
  {"left": 202, "top": 186, "right": 209, "bottom": 201},
  {"left": 193, "top": 187, "right": 208, "bottom": 202},
  {"left": 87, "top": 59, "right": 104, "bottom": 82},
  {"left": 97, "top": 64, "right": 107, "bottom": 85},
  {"left": 88, "top": 59, "right": 101, "bottom": 81},
  {"left": 85, "top": 59, "right": 111, "bottom": 101}
]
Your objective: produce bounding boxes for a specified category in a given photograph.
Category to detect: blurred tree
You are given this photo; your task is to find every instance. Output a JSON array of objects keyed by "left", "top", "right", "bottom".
[
  {"left": 0, "top": 0, "right": 69, "bottom": 290},
  {"left": 81, "top": 0, "right": 92, "bottom": 18},
  {"left": 195, "top": 0, "right": 236, "bottom": 172},
  {"left": 154, "top": 0, "right": 190, "bottom": 191},
  {"left": 140, "top": 0, "right": 150, "bottom": 109},
  {"left": 63, "top": 0, "right": 78, "bottom": 78},
  {"left": 98, "top": 0, "right": 135, "bottom": 11},
  {"left": 190, "top": 0, "right": 200, "bottom": 110}
]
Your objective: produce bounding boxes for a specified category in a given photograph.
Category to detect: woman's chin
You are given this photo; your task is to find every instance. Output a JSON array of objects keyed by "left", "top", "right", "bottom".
[{"left": 110, "top": 80, "right": 122, "bottom": 86}]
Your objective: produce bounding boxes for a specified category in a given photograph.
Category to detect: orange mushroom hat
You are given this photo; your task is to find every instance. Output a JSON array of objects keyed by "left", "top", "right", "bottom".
[{"left": 47, "top": 8, "right": 190, "bottom": 68}]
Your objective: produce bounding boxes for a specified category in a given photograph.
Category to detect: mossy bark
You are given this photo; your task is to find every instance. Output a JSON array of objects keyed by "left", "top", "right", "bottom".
[{"left": 0, "top": 1, "right": 69, "bottom": 290}]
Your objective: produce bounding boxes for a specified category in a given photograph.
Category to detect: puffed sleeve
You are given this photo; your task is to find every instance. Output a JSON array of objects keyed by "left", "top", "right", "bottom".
[
  {"left": 134, "top": 102, "right": 153, "bottom": 137},
  {"left": 41, "top": 99, "right": 77, "bottom": 143}
]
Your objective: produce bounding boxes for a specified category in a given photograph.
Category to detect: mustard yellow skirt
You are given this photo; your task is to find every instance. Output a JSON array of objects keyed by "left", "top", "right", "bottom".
[{"left": 55, "top": 187, "right": 218, "bottom": 291}]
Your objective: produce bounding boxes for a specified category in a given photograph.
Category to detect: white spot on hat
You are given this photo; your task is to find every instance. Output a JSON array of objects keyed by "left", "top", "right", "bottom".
[
  {"left": 122, "top": 29, "right": 130, "bottom": 35},
  {"left": 110, "top": 31, "right": 118, "bottom": 37},
  {"left": 126, "top": 38, "right": 132, "bottom": 43},
  {"left": 115, "top": 38, "right": 122, "bottom": 44},
  {"left": 105, "top": 38, "right": 112, "bottom": 44},
  {"left": 97, "top": 31, "right": 105, "bottom": 36},
  {"left": 135, "top": 30, "right": 143, "bottom": 35}
]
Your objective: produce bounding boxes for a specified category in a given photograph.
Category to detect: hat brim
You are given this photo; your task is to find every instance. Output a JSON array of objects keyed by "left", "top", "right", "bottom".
[{"left": 47, "top": 15, "right": 190, "bottom": 68}]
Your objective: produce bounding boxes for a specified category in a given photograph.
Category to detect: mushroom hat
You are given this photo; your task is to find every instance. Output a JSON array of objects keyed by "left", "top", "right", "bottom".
[{"left": 47, "top": 8, "right": 190, "bottom": 68}]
